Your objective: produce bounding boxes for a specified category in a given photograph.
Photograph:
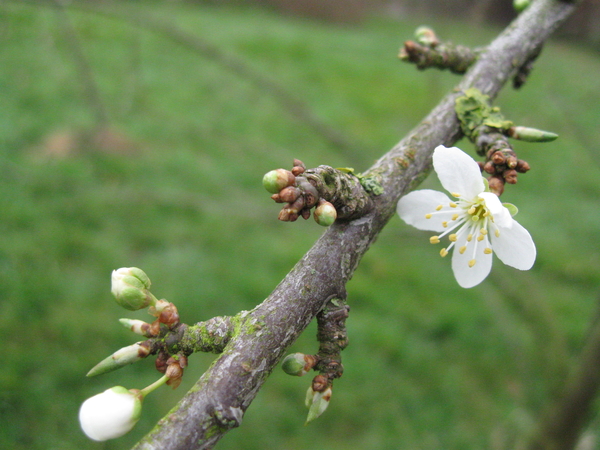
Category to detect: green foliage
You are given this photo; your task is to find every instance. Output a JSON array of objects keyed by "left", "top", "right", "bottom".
[{"left": 1, "top": 2, "right": 599, "bottom": 449}]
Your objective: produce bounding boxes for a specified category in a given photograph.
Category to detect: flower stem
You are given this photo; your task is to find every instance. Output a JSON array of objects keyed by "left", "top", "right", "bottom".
[{"left": 140, "top": 375, "right": 169, "bottom": 398}]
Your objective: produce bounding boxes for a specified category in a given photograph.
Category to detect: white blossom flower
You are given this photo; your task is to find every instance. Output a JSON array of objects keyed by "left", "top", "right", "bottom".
[
  {"left": 79, "top": 386, "right": 143, "bottom": 441},
  {"left": 397, "top": 145, "right": 536, "bottom": 288}
]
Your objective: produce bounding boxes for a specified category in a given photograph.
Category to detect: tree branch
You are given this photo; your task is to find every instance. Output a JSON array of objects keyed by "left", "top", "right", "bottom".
[{"left": 131, "top": 1, "right": 580, "bottom": 449}]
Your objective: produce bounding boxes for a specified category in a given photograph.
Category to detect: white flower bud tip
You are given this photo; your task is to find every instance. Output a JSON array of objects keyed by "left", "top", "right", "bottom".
[{"left": 79, "top": 386, "right": 142, "bottom": 441}]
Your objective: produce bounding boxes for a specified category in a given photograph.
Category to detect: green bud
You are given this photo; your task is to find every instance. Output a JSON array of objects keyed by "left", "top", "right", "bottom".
[
  {"left": 262, "top": 169, "right": 295, "bottom": 194},
  {"left": 111, "top": 268, "right": 155, "bottom": 311},
  {"left": 513, "top": 0, "right": 531, "bottom": 12},
  {"left": 509, "top": 126, "right": 558, "bottom": 142},
  {"left": 87, "top": 342, "right": 151, "bottom": 377},
  {"left": 305, "top": 386, "right": 332, "bottom": 425},
  {"left": 314, "top": 201, "right": 337, "bottom": 227},
  {"left": 414, "top": 26, "right": 438, "bottom": 47},
  {"left": 282, "top": 353, "right": 316, "bottom": 377}
]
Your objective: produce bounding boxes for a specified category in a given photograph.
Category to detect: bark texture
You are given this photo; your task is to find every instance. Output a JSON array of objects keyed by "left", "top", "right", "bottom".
[{"left": 131, "top": 1, "right": 579, "bottom": 449}]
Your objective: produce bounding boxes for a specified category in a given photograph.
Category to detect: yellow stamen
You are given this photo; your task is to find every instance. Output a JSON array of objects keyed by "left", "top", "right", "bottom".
[
  {"left": 430, "top": 236, "right": 440, "bottom": 244},
  {"left": 480, "top": 229, "right": 488, "bottom": 235},
  {"left": 495, "top": 229, "right": 500, "bottom": 237},
  {"left": 477, "top": 235, "right": 485, "bottom": 242},
  {"left": 468, "top": 259, "right": 476, "bottom": 268},
  {"left": 425, "top": 213, "right": 432, "bottom": 219},
  {"left": 467, "top": 234, "right": 473, "bottom": 242},
  {"left": 452, "top": 214, "right": 459, "bottom": 221},
  {"left": 449, "top": 202, "right": 457, "bottom": 208},
  {"left": 451, "top": 192, "right": 461, "bottom": 198},
  {"left": 484, "top": 248, "right": 493, "bottom": 254},
  {"left": 483, "top": 210, "right": 490, "bottom": 217},
  {"left": 436, "top": 204, "right": 443, "bottom": 211},
  {"left": 440, "top": 248, "right": 448, "bottom": 257},
  {"left": 442, "top": 221, "right": 448, "bottom": 228},
  {"left": 459, "top": 246, "right": 467, "bottom": 254},
  {"left": 468, "top": 206, "right": 476, "bottom": 215},
  {"left": 449, "top": 234, "right": 457, "bottom": 242}
]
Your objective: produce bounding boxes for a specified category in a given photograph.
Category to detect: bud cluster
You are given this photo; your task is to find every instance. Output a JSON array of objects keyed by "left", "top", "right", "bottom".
[{"left": 263, "top": 159, "right": 337, "bottom": 226}]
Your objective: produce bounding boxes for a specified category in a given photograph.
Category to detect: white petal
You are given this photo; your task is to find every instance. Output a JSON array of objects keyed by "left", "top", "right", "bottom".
[
  {"left": 433, "top": 146, "right": 484, "bottom": 199},
  {"left": 479, "top": 192, "right": 512, "bottom": 228},
  {"left": 397, "top": 189, "right": 455, "bottom": 232},
  {"left": 451, "top": 225, "right": 493, "bottom": 288},
  {"left": 490, "top": 219, "right": 536, "bottom": 270}
]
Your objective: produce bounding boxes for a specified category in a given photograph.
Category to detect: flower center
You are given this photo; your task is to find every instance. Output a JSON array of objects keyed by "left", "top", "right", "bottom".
[{"left": 426, "top": 196, "right": 494, "bottom": 266}]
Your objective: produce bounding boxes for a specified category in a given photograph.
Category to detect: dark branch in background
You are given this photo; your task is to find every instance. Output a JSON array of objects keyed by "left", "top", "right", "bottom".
[
  {"left": 51, "top": 0, "right": 109, "bottom": 125},
  {"left": 525, "top": 295, "right": 600, "bottom": 450},
  {"left": 27, "top": 0, "right": 360, "bottom": 155},
  {"left": 127, "top": 1, "right": 579, "bottom": 449}
]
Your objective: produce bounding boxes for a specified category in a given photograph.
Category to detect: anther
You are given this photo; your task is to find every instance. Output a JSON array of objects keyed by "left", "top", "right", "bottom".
[
  {"left": 468, "top": 259, "right": 476, "bottom": 268},
  {"left": 468, "top": 206, "right": 476, "bottom": 215},
  {"left": 467, "top": 234, "right": 473, "bottom": 242},
  {"left": 495, "top": 230, "right": 500, "bottom": 237},
  {"left": 459, "top": 246, "right": 467, "bottom": 254},
  {"left": 442, "top": 221, "right": 448, "bottom": 228},
  {"left": 477, "top": 235, "right": 485, "bottom": 242},
  {"left": 452, "top": 214, "right": 459, "bottom": 221},
  {"left": 449, "top": 202, "right": 457, "bottom": 208},
  {"left": 436, "top": 205, "right": 443, "bottom": 211},
  {"left": 451, "top": 192, "right": 461, "bottom": 198},
  {"left": 449, "top": 234, "right": 457, "bottom": 242},
  {"left": 440, "top": 248, "right": 448, "bottom": 257},
  {"left": 484, "top": 248, "right": 493, "bottom": 254},
  {"left": 425, "top": 213, "right": 432, "bottom": 219},
  {"left": 430, "top": 236, "right": 440, "bottom": 244},
  {"left": 480, "top": 229, "right": 487, "bottom": 235}
]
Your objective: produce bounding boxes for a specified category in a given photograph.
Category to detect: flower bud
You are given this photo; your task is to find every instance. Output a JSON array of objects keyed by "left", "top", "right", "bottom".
[
  {"left": 111, "top": 268, "right": 154, "bottom": 311},
  {"left": 87, "top": 342, "right": 151, "bottom": 377},
  {"left": 79, "top": 386, "right": 143, "bottom": 441},
  {"left": 305, "top": 385, "right": 332, "bottom": 424},
  {"left": 415, "top": 26, "right": 439, "bottom": 47},
  {"left": 119, "top": 318, "right": 152, "bottom": 337},
  {"left": 513, "top": 0, "right": 531, "bottom": 12},
  {"left": 282, "top": 353, "right": 317, "bottom": 377},
  {"left": 262, "top": 169, "right": 295, "bottom": 194},
  {"left": 314, "top": 201, "right": 337, "bottom": 227},
  {"left": 508, "top": 126, "right": 558, "bottom": 142}
]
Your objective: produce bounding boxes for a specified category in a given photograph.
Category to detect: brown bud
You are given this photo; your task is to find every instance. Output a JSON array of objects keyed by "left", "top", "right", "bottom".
[
  {"left": 278, "top": 209, "right": 292, "bottom": 221},
  {"left": 491, "top": 151, "right": 506, "bottom": 165},
  {"left": 271, "top": 193, "right": 283, "bottom": 203},
  {"left": 279, "top": 186, "right": 300, "bottom": 203},
  {"left": 166, "top": 362, "right": 183, "bottom": 380},
  {"left": 149, "top": 319, "right": 161, "bottom": 337},
  {"left": 159, "top": 304, "right": 180, "bottom": 328},
  {"left": 504, "top": 169, "right": 518, "bottom": 184},
  {"left": 506, "top": 156, "right": 518, "bottom": 169},
  {"left": 515, "top": 159, "right": 530, "bottom": 173},
  {"left": 312, "top": 374, "right": 329, "bottom": 393},
  {"left": 292, "top": 166, "right": 305, "bottom": 176},
  {"left": 155, "top": 351, "right": 170, "bottom": 374},
  {"left": 293, "top": 159, "right": 306, "bottom": 169},
  {"left": 488, "top": 176, "right": 505, "bottom": 196},
  {"left": 287, "top": 196, "right": 306, "bottom": 214},
  {"left": 301, "top": 208, "right": 311, "bottom": 220},
  {"left": 483, "top": 161, "right": 496, "bottom": 174}
]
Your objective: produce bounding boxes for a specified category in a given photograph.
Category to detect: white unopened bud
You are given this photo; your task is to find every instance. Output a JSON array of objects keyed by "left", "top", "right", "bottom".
[
  {"left": 79, "top": 386, "right": 143, "bottom": 441},
  {"left": 111, "top": 267, "right": 154, "bottom": 311}
]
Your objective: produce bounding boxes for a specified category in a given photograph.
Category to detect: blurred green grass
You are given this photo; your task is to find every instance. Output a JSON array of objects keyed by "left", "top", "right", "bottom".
[{"left": 1, "top": 2, "right": 599, "bottom": 449}]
